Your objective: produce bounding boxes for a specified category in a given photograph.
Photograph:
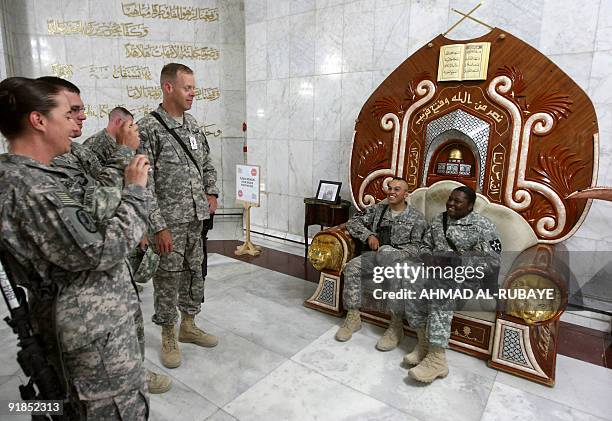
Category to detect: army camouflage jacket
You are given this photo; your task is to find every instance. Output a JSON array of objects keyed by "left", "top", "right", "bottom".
[
  {"left": 0, "top": 154, "right": 150, "bottom": 352},
  {"left": 82, "top": 128, "right": 117, "bottom": 166},
  {"left": 422, "top": 211, "right": 502, "bottom": 277},
  {"left": 51, "top": 141, "right": 134, "bottom": 203},
  {"left": 138, "top": 105, "right": 219, "bottom": 232},
  {"left": 346, "top": 201, "right": 428, "bottom": 256}
]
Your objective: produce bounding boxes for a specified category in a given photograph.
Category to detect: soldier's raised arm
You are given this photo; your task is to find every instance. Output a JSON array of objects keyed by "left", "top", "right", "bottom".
[
  {"left": 1, "top": 158, "right": 151, "bottom": 273},
  {"left": 89, "top": 120, "right": 140, "bottom": 188},
  {"left": 346, "top": 205, "right": 377, "bottom": 244},
  {"left": 52, "top": 142, "right": 130, "bottom": 190}
]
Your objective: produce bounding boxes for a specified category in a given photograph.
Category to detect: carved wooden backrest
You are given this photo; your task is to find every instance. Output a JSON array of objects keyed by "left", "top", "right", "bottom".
[{"left": 350, "top": 28, "right": 599, "bottom": 244}]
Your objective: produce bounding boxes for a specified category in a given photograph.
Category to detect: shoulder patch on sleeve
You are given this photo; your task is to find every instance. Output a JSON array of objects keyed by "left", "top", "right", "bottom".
[
  {"left": 57, "top": 206, "right": 102, "bottom": 246},
  {"left": 45, "top": 191, "right": 102, "bottom": 246},
  {"left": 76, "top": 209, "right": 97, "bottom": 233}
]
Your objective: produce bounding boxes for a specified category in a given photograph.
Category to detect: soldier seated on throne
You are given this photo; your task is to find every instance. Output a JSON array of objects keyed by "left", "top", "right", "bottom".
[
  {"left": 335, "top": 177, "right": 427, "bottom": 351},
  {"left": 402, "top": 186, "right": 502, "bottom": 383}
]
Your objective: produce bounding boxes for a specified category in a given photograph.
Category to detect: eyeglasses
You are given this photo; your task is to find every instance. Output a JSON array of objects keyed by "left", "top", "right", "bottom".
[{"left": 70, "top": 106, "right": 86, "bottom": 114}]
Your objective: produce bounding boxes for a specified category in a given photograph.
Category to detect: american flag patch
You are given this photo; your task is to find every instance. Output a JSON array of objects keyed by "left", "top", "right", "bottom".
[{"left": 55, "top": 191, "right": 79, "bottom": 207}]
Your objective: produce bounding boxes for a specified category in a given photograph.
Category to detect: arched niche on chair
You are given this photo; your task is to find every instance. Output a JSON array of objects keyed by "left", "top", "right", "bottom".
[{"left": 427, "top": 138, "right": 479, "bottom": 190}]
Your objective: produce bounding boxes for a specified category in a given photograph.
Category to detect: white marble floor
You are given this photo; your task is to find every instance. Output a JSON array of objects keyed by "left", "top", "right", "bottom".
[
  {"left": 147, "top": 255, "right": 612, "bottom": 421},
  {"left": 1, "top": 219, "right": 611, "bottom": 421}
]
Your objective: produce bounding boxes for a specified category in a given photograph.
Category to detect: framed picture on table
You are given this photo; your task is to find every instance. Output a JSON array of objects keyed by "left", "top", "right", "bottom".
[{"left": 315, "top": 180, "right": 342, "bottom": 203}]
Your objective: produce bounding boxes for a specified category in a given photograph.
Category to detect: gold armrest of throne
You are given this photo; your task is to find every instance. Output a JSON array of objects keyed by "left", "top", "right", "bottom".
[
  {"left": 502, "top": 244, "right": 569, "bottom": 325},
  {"left": 307, "top": 224, "right": 357, "bottom": 274}
]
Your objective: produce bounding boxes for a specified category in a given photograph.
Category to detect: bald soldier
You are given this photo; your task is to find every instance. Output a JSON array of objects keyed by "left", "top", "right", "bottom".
[
  {"left": 84, "top": 107, "right": 135, "bottom": 166},
  {"left": 336, "top": 177, "right": 427, "bottom": 351}
]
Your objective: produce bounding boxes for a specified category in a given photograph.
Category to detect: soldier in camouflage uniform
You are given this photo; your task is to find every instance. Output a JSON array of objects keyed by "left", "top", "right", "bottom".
[
  {"left": 403, "top": 185, "right": 501, "bottom": 383},
  {"left": 337, "top": 178, "right": 427, "bottom": 351},
  {"left": 0, "top": 77, "right": 151, "bottom": 419},
  {"left": 138, "top": 63, "right": 219, "bottom": 369},
  {"left": 36, "top": 78, "right": 137, "bottom": 196},
  {"left": 37, "top": 76, "right": 172, "bottom": 394},
  {"left": 82, "top": 105, "right": 158, "bottom": 293},
  {"left": 83, "top": 107, "right": 135, "bottom": 166}
]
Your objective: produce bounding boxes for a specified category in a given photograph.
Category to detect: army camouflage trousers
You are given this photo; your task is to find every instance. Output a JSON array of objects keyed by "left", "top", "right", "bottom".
[
  {"left": 402, "top": 274, "right": 454, "bottom": 348},
  {"left": 134, "top": 306, "right": 145, "bottom": 360},
  {"left": 152, "top": 220, "right": 205, "bottom": 325},
  {"left": 343, "top": 248, "right": 412, "bottom": 314},
  {"left": 127, "top": 253, "right": 146, "bottom": 360},
  {"left": 63, "top": 317, "right": 148, "bottom": 420}
]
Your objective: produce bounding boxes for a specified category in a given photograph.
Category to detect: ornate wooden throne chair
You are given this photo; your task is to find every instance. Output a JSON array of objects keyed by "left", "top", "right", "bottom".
[{"left": 305, "top": 28, "right": 599, "bottom": 386}]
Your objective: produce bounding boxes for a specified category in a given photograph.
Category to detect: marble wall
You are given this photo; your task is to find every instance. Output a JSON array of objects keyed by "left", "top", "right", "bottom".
[
  {"left": 0, "top": 0, "right": 246, "bottom": 210},
  {"left": 244, "top": 0, "right": 612, "bottom": 253},
  {"left": 0, "top": 4, "right": 6, "bottom": 81},
  {"left": 0, "top": 3, "right": 8, "bottom": 154}
]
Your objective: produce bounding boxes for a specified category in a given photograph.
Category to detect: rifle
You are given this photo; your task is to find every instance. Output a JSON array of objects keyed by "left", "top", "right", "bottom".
[{"left": 0, "top": 253, "right": 77, "bottom": 420}]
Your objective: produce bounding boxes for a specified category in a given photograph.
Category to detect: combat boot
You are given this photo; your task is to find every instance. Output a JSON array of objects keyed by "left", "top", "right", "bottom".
[
  {"left": 161, "top": 324, "right": 182, "bottom": 368},
  {"left": 408, "top": 345, "right": 449, "bottom": 383},
  {"left": 146, "top": 370, "right": 172, "bottom": 394},
  {"left": 403, "top": 328, "right": 428, "bottom": 365},
  {"left": 376, "top": 314, "right": 404, "bottom": 351},
  {"left": 178, "top": 313, "right": 218, "bottom": 347},
  {"left": 335, "top": 309, "right": 362, "bottom": 342}
]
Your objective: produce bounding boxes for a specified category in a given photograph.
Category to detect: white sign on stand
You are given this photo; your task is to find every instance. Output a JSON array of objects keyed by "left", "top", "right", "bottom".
[
  {"left": 236, "top": 164, "right": 260, "bottom": 206},
  {"left": 235, "top": 164, "right": 262, "bottom": 256}
]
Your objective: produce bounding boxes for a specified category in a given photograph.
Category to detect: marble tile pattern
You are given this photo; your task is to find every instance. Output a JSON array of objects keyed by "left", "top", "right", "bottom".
[
  {"left": 244, "top": 0, "right": 612, "bottom": 255},
  {"left": 3, "top": 254, "right": 611, "bottom": 420},
  {"left": 481, "top": 382, "right": 610, "bottom": 421},
  {"left": 1, "top": 0, "right": 246, "bottom": 211}
]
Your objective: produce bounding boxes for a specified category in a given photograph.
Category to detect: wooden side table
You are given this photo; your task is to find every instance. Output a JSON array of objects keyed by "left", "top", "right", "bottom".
[{"left": 304, "top": 198, "right": 351, "bottom": 258}]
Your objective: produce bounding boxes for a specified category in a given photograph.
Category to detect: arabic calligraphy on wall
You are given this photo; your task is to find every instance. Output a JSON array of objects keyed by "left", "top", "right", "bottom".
[
  {"left": 52, "top": 63, "right": 153, "bottom": 80},
  {"left": 121, "top": 2, "right": 219, "bottom": 22},
  {"left": 124, "top": 42, "right": 220, "bottom": 60},
  {"left": 51, "top": 64, "right": 75, "bottom": 79},
  {"left": 126, "top": 85, "right": 220, "bottom": 101},
  {"left": 43, "top": 1, "right": 228, "bottom": 139},
  {"left": 47, "top": 19, "right": 149, "bottom": 37},
  {"left": 411, "top": 86, "right": 509, "bottom": 135},
  {"left": 83, "top": 103, "right": 222, "bottom": 137}
]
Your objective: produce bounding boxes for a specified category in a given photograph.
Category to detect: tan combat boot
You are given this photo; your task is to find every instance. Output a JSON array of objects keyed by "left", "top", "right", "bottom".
[
  {"left": 376, "top": 314, "right": 404, "bottom": 351},
  {"left": 408, "top": 345, "right": 449, "bottom": 383},
  {"left": 403, "top": 328, "right": 428, "bottom": 365},
  {"left": 178, "top": 313, "right": 219, "bottom": 347},
  {"left": 161, "top": 324, "right": 182, "bottom": 368},
  {"left": 146, "top": 370, "right": 172, "bottom": 394},
  {"left": 335, "top": 309, "right": 362, "bottom": 342}
]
